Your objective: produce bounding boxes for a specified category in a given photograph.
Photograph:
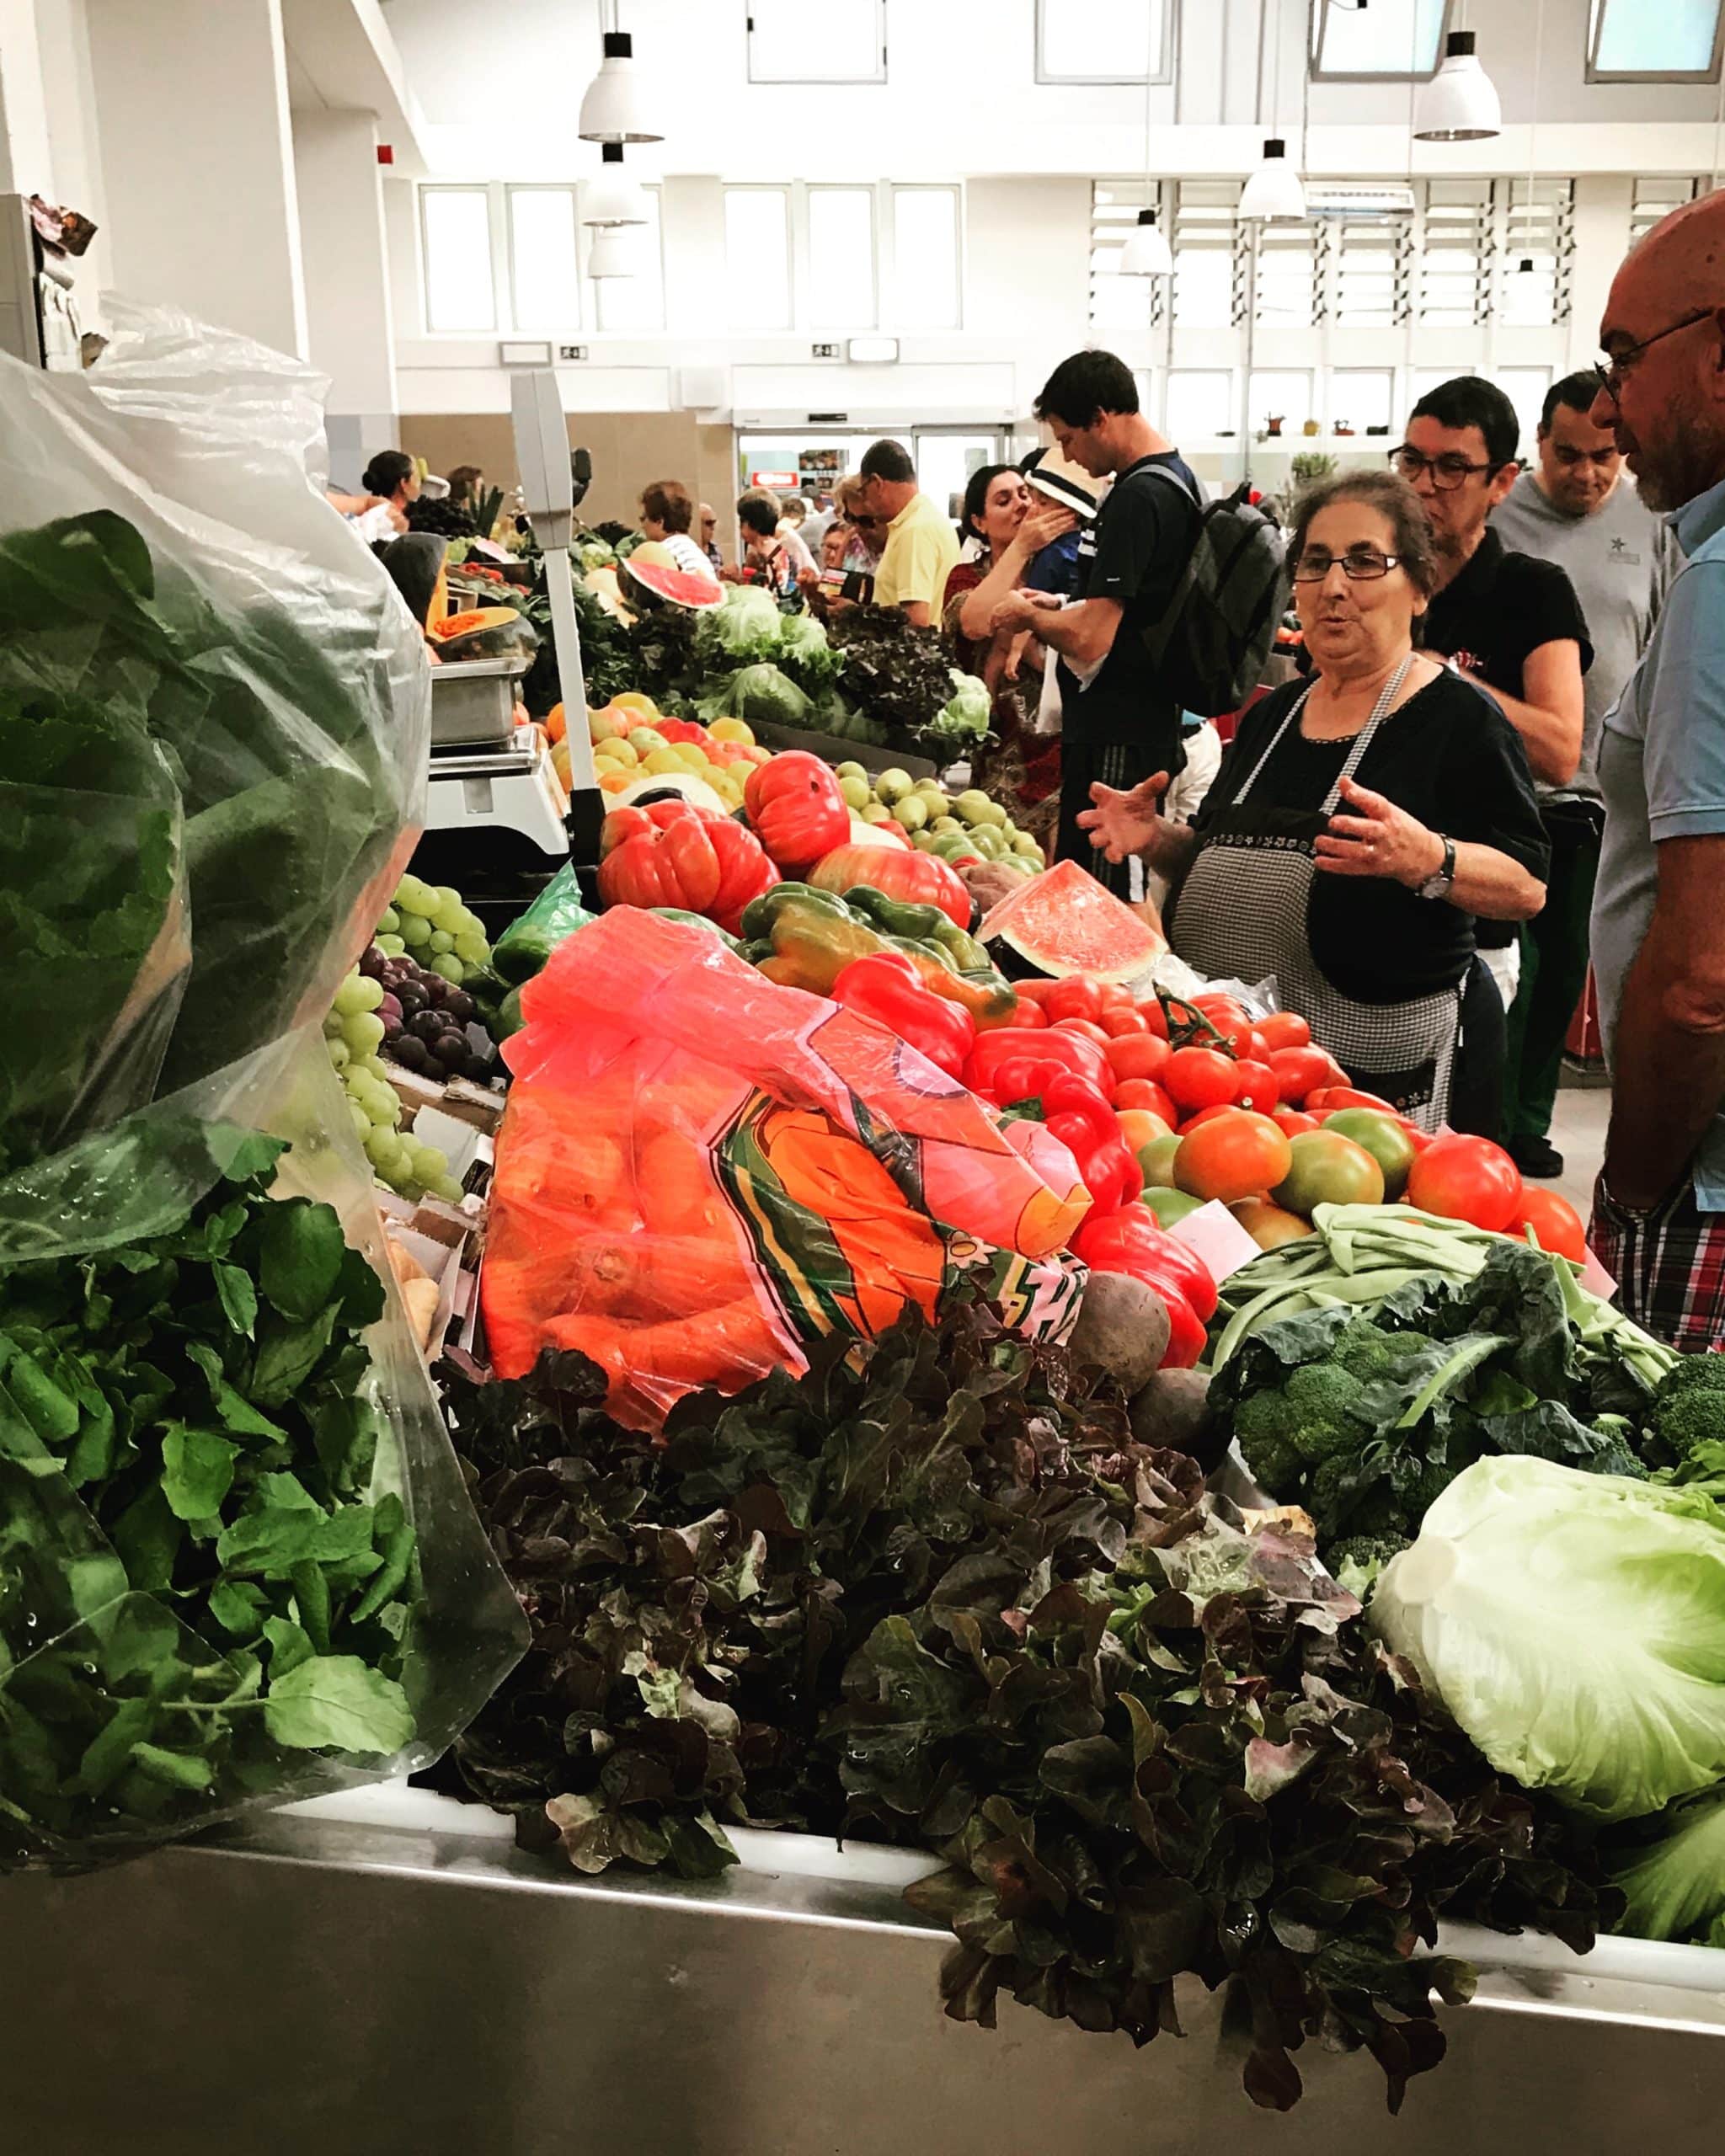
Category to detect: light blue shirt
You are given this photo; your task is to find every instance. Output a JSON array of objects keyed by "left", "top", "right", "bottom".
[{"left": 1591, "top": 474, "right": 1725, "bottom": 1209}]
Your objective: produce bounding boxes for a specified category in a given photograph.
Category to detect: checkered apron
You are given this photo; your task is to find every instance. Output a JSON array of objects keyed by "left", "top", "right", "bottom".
[{"left": 1169, "top": 661, "right": 1461, "bottom": 1129}]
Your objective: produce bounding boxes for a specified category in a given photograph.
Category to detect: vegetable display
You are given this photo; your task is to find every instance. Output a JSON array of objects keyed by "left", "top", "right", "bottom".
[{"left": 597, "top": 800, "right": 779, "bottom": 935}]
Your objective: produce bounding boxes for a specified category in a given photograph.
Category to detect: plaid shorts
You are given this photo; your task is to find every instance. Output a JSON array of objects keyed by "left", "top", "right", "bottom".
[{"left": 1590, "top": 1174, "right": 1725, "bottom": 1351}]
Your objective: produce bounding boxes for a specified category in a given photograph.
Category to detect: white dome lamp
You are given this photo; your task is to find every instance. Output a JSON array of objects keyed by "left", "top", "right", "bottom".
[
  {"left": 1414, "top": 30, "right": 1502, "bottom": 142},
  {"left": 578, "top": 24, "right": 663, "bottom": 146},
  {"left": 1240, "top": 139, "right": 1307, "bottom": 223},
  {"left": 584, "top": 142, "right": 649, "bottom": 227},
  {"left": 1118, "top": 207, "right": 1173, "bottom": 277}
]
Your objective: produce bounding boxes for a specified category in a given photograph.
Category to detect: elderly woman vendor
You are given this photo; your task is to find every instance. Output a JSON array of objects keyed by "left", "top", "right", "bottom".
[{"left": 1079, "top": 470, "right": 1547, "bottom": 1128}]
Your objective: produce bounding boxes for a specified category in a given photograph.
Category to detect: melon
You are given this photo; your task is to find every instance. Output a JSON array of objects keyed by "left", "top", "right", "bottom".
[
  {"left": 431, "top": 605, "right": 538, "bottom": 661},
  {"left": 622, "top": 547, "right": 725, "bottom": 611},
  {"left": 979, "top": 859, "right": 1167, "bottom": 985},
  {"left": 612, "top": 771, "right": 731, "bottom": 818}
]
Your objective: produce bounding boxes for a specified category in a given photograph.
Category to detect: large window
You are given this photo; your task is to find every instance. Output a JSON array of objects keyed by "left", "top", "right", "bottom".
[
  {"left": 1037, "top": 0, "right": 1172, "bottom": 83},
  {"left": 747, "top": 0, "right": 886, "bottom": 83},
  {"left": 1172, "top": 182, "right": 1243, "bottom": 330},
  {"left": 1165, "top": 370, "right": 1235, "bottom": 442},
  {"left": 1632, "top": 175, "right": 1701, "bottom": 247},
  {"left": 1253, "top": 222, "right": 1319, "bottom": 328},
  {"left": 1248, "top": 370, "right": 1316, "bottom": 437},
  {"left": 724, "top": 188, "right": 793, "bottom": 330},
  {"left": 889, "top": 186, "right": 961, "bottom": 330},
  {"left": 1311, "top": 0, "right": 1451, "bottom": 76},
  {"left": 1589, "top": 0, "right": 1722, "bottom": 79},
  {"left": 1498, "top": 180, "right": 1573, "bottom": 329},
  {"left": 508, "top": 188, "right": 580, "bottom": 330},
  {"left": 1089, "top": 181, "right": 1163, "bottom": 333},
  {"left": 1419, "top": 180, "right": 1492, "bottom": 327},
  {"left": 806, "top": 188, "right": 877, "bottom": 328},
  {"left": 1331, "top": 216, "right": 1409, "bottom": 328},
  {"left": 421, "top": 187, "right": 494, "bottom": 333},
  {"left": 593, "top": 189, "right": 665, "bottom": 332},
  {"left": 1329, "top": 369, "right": 1397, "bottom": 435}
]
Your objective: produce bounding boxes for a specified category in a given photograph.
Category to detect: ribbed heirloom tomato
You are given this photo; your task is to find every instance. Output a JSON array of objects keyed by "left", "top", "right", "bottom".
[
  {"left": 1173, "top": 1109, "right": 1293, "bottom": 1205},
  {"left": 1407, "top": 1134, "right": 1524, "bottom": 1233}
]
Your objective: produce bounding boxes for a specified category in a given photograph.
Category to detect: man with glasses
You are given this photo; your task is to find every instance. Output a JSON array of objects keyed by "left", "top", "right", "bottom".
[
  {"left": 1488, "top": 373, "right": 1680, "bottom": 1179},
  {"left": 1588, "top": 190, "right": 1725, "bottom": 1344},
  {"left": 853, "top": 439, "right": 959, "bottom": 629},
  {"left": 1389, "top": 376, "right": 1590, "bottom": 1138}
]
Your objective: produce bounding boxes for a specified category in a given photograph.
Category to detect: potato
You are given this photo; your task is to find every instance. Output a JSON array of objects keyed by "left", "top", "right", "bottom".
[
  {"left": 1067, "top": 1273, "right": 1170, "bottom": 1395},
  {"left": 1128, "top": 1367, "right": 1221, "bottom": 1469}
]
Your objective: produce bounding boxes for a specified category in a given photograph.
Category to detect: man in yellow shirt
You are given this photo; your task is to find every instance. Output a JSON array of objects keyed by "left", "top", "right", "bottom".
[{"left": 855, "top": 439, "right": 959, "bottom": 627}]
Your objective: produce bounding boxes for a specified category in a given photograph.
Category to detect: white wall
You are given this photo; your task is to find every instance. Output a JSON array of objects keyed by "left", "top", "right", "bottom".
[{"left": 294, "top": 104, "right": 398, "bottom": 453}]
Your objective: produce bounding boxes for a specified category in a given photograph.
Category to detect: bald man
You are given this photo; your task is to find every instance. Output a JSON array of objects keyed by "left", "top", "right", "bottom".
[{"left": 1588, "top": 188, "right": 1725, "bottom": 1344}]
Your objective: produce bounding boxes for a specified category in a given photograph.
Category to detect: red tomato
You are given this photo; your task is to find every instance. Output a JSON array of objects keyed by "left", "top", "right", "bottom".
[
  {"left": 1273, "top": 1108, "right": 1320, "bottom": 1137},
  {"left": 1402, "top": 1122, "right": 1436, "bottom": 1153},
  {"left": 1044, "top": 978, "right": 1103, "bottom": 1025},
  {"left": 1115, "top": 1108, "right": 1172, "bottom": 1153},
  {"left": 1096, "top": 981, "right": 1136, "bottom": 1010},
  {"left": 1256, "top": 1011, "right": 1313, "bottom": 1054},
  {"left": 1231, "top": 1058, "right": 1280, "bottom": 1113},
  {"left": 1135, "top": 1001, "right": 1172, "bottom": 1039},
  {"left": 1268, "top": 1043, "right": 1343, "bottom": 1106},
  {"left": 1178, "top": 1105, "right": 1239, "bottom": 1135},
  {"left": 1192, "top": 995, "right": 1249, "bottom": 1032},
  {"left": 1306, "top": 1086, "right": 1397, "bottom": 1116},
  {"left": 1115, "top": 1078, "right": 1178, "bottom": 1124},
  {"left": 1514, "top": 1187, "right": 1588, "bottom": 1264},
  {"left": 1098, "top": 1006, "right": 1150, "bottom": 1038},
  {"left": 1010, "top": 1000, "right": 1049, "bottom": 1028},
  {"left": 1174, "top": 1110, "right": 1293, "bottom": 1206},
  {"left": 1107, "top": 1033, "right": 1172, "bottom": 1083},
  {"left": 1013, "top": 979, "right": 1058, "bottom": 1005},
  {"left": 1406, "top": 1134, "right": 1524, "bottom": 1233},
  {"left": 1052, "top": 1017, "right": 1114, "bottom": 1048},
  {"left": 1163, "top": 1046, "right": 1241, "bottom": 1113}
]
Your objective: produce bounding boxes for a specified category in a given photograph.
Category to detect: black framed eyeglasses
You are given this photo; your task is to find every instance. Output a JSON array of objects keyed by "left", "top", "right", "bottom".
[
  {"left": 1389, "top": 446, "right": 1493, "bottom": 490},
  {"left": 1291, "top": 547, "right": 1404, "bottom": 582},
  {"left": 1594, "top": 307, "right": 1717, "bottom": 400}
]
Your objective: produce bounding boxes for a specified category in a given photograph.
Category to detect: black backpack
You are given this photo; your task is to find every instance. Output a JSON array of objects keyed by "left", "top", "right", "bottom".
[{"left": 1138, "top": 468, "right": 1288, "bottom": 718}]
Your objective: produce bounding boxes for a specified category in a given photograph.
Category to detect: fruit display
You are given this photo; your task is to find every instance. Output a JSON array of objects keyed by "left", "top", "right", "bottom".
[
  {"left": 583, "top": 692, "right": 769, "bottom": 806},
  {"left": 832, "top": 761, "right": 1046, "bottom": 873},
  {"left": 620, "top": 542, "right": 726, "bottom": 611},
  {"left": 374, "top": 873, "right": 495, "bottom": 988},
  {"left": 806, "top": 840, "right": 973, "bottom": 929},
  {"left": 597, "top": 799, "right": 778, "bottom": 934},
  {"left": 323, "top": 959, "right": 466, "bottom": 1203},
  {"left": 980, "top": 857, "right": 1167, "bottom": 982},
  {"left": 429, "top": 605, "right": 538, "bottom": 662}
]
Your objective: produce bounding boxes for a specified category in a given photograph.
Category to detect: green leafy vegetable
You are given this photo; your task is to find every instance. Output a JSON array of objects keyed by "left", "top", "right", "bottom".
[
  {"left": 827, "top": 606, "right": 963, "bottom": 737},
  {"left": 1609, "top": 1785, "right": 1725, "bottom": 1945}
]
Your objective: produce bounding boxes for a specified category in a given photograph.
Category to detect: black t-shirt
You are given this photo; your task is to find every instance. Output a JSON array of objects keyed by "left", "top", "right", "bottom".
[
  {"left": 1057, "top": 451, "right": 1200, "bottom": 759},
  {"left": 1172, "top": 670, "right": 1550, "bottom": 1002}
]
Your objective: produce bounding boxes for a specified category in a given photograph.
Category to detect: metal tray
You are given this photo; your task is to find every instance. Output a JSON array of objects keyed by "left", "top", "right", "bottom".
[{"left": 430, "top": 654, "right": 533, "bottom": 749}]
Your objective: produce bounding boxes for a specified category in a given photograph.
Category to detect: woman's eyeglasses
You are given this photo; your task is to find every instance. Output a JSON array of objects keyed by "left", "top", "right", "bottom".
[
  {"left": 1388, "top": 446, "right": 1493, "bottom": 490},
  {"left": 1292, "top": 547, "right": 1403, "bottom": 583}
]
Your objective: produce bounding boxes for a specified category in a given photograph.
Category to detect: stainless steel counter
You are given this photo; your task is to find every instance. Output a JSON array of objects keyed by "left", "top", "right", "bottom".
[{"left": 3, "top": 1802, "right": 1722, "bottom": 2156}]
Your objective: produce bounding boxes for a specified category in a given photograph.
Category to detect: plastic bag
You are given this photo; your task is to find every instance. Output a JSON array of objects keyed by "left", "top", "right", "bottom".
[
  {"left": 492, "top": 864, "right": 596, "bottom": 985},
  {"left": 483, "top": 910, "right": 1089, "bottom": 1429},
  {"left": 0, "top": 1030, "right": 526, "bottom": 1871}
]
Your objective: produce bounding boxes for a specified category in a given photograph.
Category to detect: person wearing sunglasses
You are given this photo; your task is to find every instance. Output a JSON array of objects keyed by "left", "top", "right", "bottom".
[
  {"left": 1585, "top": 190, "right": 1725, "bottom": 1345},
  {"left": 1077, "top": 472, "right": 1546, "bottom": 1129},
  {"left": 1488, "top": 373, "right": 1681, "bottom": 1182}
]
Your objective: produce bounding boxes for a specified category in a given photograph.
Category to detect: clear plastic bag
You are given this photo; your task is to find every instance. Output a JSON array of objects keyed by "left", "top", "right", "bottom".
[{"left": 483, "top": 910, "right": 1089, "bottom": 1430}]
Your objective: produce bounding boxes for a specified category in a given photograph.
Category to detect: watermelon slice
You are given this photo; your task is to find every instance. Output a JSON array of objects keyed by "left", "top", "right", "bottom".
[
  {"left": 979, "top": 859, "right": 1167, "bottom": 985},
  {"left": 623, "top": 547, "right": 725, "bottom": 611}
]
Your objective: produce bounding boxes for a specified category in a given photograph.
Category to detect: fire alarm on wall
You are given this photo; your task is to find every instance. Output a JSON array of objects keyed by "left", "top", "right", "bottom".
[{"left": 377, "top": 145, "right": 394, "bottom": 165}]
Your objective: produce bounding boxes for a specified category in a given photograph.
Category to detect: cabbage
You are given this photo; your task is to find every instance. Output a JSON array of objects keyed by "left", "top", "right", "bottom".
[
  {"left": 931, "top": 668, "right": 991, "bottom": 741},
  {"left": 696, "top": 662, "right": 812, "bottom": 728},
  {"left": 1610, "top": 1785, "right": 1725, "bottom": 1943},
  {"left": 1372, "top": 1455, "right": 1725, "bottom": 1821},
  {"left": 774, "top": 607, "right": 845, "bottom": 694},
  {"left": 698, "top": 586, "right": 782, "bottom": 662}
]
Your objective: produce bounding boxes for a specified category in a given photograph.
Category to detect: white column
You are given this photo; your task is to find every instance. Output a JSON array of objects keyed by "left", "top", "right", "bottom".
[
  {"left": 293, "top": 106, "right": 397, "bottom": 478},
  {"left": 85, "top": 0, "right": 307, "bottom": 355}
]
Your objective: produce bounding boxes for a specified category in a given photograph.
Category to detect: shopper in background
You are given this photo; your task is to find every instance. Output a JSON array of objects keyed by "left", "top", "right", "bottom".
[
  {"left": 776, "top": 496, "right": 817, "bottom": 580},
  {"left": 854, "top": 438, "right": 960, "bottom": 627},
  {"left": 355, "top": 450, "right": 419, "bottom": 539},
  {"left": 1391, "top": 376, "right": 1590, "bottom": 1137},
  {"left": 1490, "top": 371, "right": 1681, "bottom": 1177},
  {"left": 1586, "top": 189, "right": 1725, "bottom": 1344},
  {"left": 987, "top": 349, "right": 1201, "bottom": 902},
  {"left": 699, "top": 501, "right": 723, "bottom": 573},
  {"left": 1080, "top": 471, "right": 1547, "bottom": 1127},
  {"left": 725, "top": 488, "right": 798, "bottom": 598},
  {"left": 446, "top": 464, "right": 484, "bottom": 517},
  {"left": 638, "top": 478, "right": 721, "bottom": 584}
]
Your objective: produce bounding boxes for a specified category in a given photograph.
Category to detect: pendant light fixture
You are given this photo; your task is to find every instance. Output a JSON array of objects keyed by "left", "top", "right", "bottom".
[
  {"left": 1239, "top": 7, "right": 1306, "bottom": 223},
  {"left": 578, "top": 4, "right": 663, "bottom": 146},
  {"left": 1119, "top": 206, "right": 1173, "bottom": 277},
  {"left": 1516, "top": 0, "right": 1546, "bottom": 277},
  {"left": 587, "top": 225, "right": 644, "bottom": 280},
  {"left": 583, "top": 142, "right": 649, "bottom": 227},
  {"left": 1414, "top": 26, "right": 1501, "bottom": 142}
]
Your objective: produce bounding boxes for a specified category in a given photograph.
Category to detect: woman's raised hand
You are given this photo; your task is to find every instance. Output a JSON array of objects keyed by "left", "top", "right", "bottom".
[
  {"left": 1076, "top": 772, "right": 1172, "bottom": 866},
  {"left": 1314, "top": 776, "right": 1446, "bottom": 888},
  {"left": 1017, "top": 503, "right": 1079, "bottom": 555}
]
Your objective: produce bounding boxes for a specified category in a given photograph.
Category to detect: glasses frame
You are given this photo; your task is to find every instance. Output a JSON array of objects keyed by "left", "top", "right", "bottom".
[
  {"left": 1291, "top": 547, "right": 1407, "bottom": 583},
  {"left": 1594, "top": 307, "right": 1719, "bottom": 400},
  {"left": 1387, "top": 445, "right": 1495, "bottom": 491}
]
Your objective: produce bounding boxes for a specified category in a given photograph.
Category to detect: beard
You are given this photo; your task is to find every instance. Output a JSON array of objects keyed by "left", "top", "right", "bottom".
[{"left": 1632, "top": 381, "right": 1725, "bottom": 512}]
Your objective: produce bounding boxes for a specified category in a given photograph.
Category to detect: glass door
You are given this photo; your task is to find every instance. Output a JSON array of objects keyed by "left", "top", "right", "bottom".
[{"left": 911, "top": 429, "right": 1007, "bottom": 526}]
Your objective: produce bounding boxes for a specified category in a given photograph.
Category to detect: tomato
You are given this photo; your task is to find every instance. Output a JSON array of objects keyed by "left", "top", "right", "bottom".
[
  {"left": 1163, "top": 1046, "right": 1241, "bottom": 1113},
  {"left": 1306, "top": 1086, "right": 1397, "bottom": 1116},
  {"left": 1013, "top": 979, "right": 1058, "bottom": 1005},
  {"left": 1010, "top": 1000, "right": 1049, "bottom": 1028},
  {"left": 1044, "top": 978, "right": 1103, "bottom": 1025},
  {"left": 1114, "top": 1079, "right": 1178, "bottom": 1125},
  {"left": 1322, "top": 1107, "right": 1418, "bottom": 1201},
  {"left": 1052, "top": 1017, "right": 1113, "bottom": 1048},
  {"left": 1272, "top": 1129, "right": 1386, "bottom": 1214},
  {"left": 1116, "top": 1108, "right": 1172, "bottom": 1154},
  {"left": 1137, "top": 1134, "right": 1183, "bottom": 1188},
  {"left": 1107, "top": 1033, "right": 1172, "bottom": 1083},
  {"left": 1514, "top": 1187, "right": 1588, "bottom": 1264},
  {"left": 1178, "top": 1104, "right": 1240, "bottom": 1135},
  {"left": 1256, "top": 1011, "right": 1312, "bottom": 1054},
  {"left": 1407, "top": 1134, "right": 1524, "bottom": 1233},
  {"left": 1402, "top": 1122, "right": 1436, "bottom": 1153},
  {"left": 1268, "top": 1043, "right": 1343, "bottom": 1106},
  {"left": 1231, "top": 1058, "right": 1280, "bottom": 1113},
  {"left": 1273, "top": 1108, "right": 1320, "bottom": 1138},
  {"left": 1140, "top": 1186, "right": 1205, "bottom": 1228},
  {"left": 1192, "top": 995, "right": 1249, "bottom": 1032},
  {"left": 1174, "top": 1109, "right": 1293, "bottom": 1206},
  {"left": 1098, "top": 1005, "right": 1150, "bottom": 1038},
  {"left": 1135, "top": 1001, "right": 1171, "bottom": 1039},
  {"left": 1097, "top": 980, "right": 1136, "bottom": 1010},
  {"left": 1231, "top": 1197, "right": 1316, "bottom": 1251}
]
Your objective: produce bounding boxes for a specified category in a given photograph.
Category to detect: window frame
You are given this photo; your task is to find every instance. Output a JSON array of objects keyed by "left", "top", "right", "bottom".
[
  {"left": 419, "top": 183, "right": 500, "bottom": 335},
  {"left": 505, "top": 184, "right": 583, "bottom": 334},
  {"left": 1586, "top": 0, "right": 1724, "bottom": 81},
  {"left": 1035, "top": 0, "right": 1174, "bottom": 85},
  {"left": 722, "top": 184, "right": 797, "bottom": 332},
  {"left": 746, "top": 0, "right": 888, "bottom": 84},
  {"left": 801, "top": 184, "right": 880, "bottom": 331},
  {"left": 1308, "top": 0, "right": 1454, "bottom": 82}
]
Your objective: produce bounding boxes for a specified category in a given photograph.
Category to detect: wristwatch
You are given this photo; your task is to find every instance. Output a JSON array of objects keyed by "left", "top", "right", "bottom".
[{"left": 1415, "top": 835, "right": 1456, "bottom": 901}]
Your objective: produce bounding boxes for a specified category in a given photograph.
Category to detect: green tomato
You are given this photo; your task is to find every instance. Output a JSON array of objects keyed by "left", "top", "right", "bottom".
[{"left": 1140, "top": 1186, "right": 1204, "bottom": 1227}]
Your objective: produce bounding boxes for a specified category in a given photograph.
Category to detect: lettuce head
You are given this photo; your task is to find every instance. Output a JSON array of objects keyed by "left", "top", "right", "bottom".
[
  {"left": 1610, "top": 1785, "right": 1725, "bottom": 1945},
  {"left": 1372, "top": 1454, "right": 1725, "bottom": 1821}
]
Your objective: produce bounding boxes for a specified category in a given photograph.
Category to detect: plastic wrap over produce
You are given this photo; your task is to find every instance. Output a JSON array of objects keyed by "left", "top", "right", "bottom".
[
  {"left": 483, "top": 910, "right": 1090, "bottom": 1427},
  {"left": 0, "top": 300, "right": 430, "bottom": 1135},
  {"left": 0, "top": 1030, "right": 526, "bottom": 1872}
]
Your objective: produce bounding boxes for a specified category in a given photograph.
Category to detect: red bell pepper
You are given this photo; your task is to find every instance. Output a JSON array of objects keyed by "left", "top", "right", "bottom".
[
  {"left": 1039, "top": 1073, "right": 1142, "bottom": 1214},
  {"left": 1070, "top": 1208, "right": 1218, "bottom": 1323},
  {"left": 830, "top": 953, "right": 975, "bottom": 1077},
  {"left": 962, "top": 1025, "right": 1115, "bottom": 1103}
]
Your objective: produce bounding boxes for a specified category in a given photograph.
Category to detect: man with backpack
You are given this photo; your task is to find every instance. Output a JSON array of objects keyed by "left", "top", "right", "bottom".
[{"left": 991, "top": 350, "right": 1283, "bottom": 901}]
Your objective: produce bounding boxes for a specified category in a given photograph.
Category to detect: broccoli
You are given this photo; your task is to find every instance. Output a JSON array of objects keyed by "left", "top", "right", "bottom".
[
  {"left": 1331, "top": 1319, "right": 1434, "bottom": 1385},
  {"left": 1232, "top": 1390, "right": 1300, "bottom": 1495},
  {"left": 1325, "top": 1532, "right": 1410, "bottom": 1598},
  {"left": 1346, "top": 1486, "right": 1410, "bottom": 1539},
  {"left": 1231, "top": 1364, "right": 1370, "bottom": 1494},
  {"left": 1651, "top": 1357, "right": 1725, "bottom": 1465}
]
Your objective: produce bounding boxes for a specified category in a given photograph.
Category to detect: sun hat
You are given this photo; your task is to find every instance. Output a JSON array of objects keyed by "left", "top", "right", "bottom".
[{"left": 1022, "top": 446, "right": 1100, "bottom": 520}]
